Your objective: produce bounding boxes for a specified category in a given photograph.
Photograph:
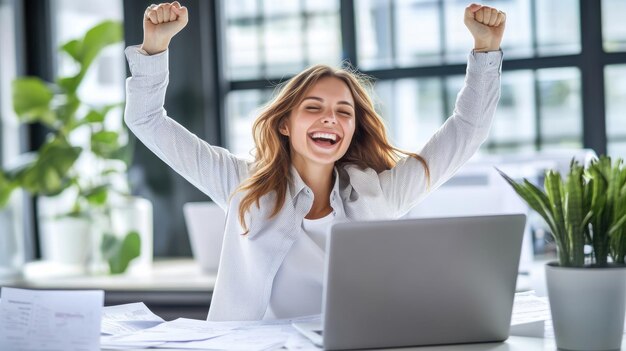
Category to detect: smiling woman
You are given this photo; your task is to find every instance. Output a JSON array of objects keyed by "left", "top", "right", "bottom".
[{"left": 124, "top": 1, "right": 505, "bottom": 321}]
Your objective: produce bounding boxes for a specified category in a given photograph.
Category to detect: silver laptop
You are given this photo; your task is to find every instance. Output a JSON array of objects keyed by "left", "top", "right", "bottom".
[{"left": 294, "top": 214, "right": 526, "bottom": 350}]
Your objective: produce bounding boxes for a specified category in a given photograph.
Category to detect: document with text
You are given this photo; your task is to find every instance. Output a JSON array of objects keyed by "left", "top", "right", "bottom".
[{"left": 0, "top": 287, "right": 103, "bottom": 351}]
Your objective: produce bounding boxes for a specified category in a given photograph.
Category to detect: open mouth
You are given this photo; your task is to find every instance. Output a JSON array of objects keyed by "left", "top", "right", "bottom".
[{"left": 309, "top": 132, "right": 341, "bottom": 147}]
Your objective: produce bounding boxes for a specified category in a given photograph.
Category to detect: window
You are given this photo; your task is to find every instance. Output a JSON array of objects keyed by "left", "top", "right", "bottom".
[
  {"left": 223, "top": 0, "right": 343, "bottom": 153},
  {"left": 0, "top": 0, "right": 19, "bottom": 167},
  {"left": 224, "top": 0, "right": 341, "bottom": 80},
  {"left": 54, "top": 0, "right": 125, "bottom": 127},
  {"left": 605, "top": 64, "right": 626, "bottom": 158},
  {"left": 356, "top": 0, "right": 580, "bottom": 69},
  {"left": 221, "top": 0, "right": 591, "bottom": 158},
  {"left": 602, "top": 0, "right": 626, "bottom": 52}
]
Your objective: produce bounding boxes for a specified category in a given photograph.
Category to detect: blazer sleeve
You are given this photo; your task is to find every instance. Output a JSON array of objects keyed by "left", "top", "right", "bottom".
[
  {"left": 379, "top": 50, "right": 503, "bottom": 217},
  {"left": 124, "top": 45, "right": 250, "bottom": 209}
]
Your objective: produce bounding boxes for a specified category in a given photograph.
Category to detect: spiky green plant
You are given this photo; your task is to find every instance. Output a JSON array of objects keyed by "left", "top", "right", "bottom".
[
  {"left": 586, "top": 157, "right": 626, "bottom": 264},
  {"left": 498, "top": 156, "right": 626, "bottom": 267}
]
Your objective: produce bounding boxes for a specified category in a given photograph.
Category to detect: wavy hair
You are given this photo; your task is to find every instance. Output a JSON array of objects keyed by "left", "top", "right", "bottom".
[{"left": 234, "top": 64, "right": 430, "bottom": 232}]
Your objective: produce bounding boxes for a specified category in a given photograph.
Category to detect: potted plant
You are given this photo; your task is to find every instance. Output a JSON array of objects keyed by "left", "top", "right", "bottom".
[
  {"left": 0, "top": 20, "right": 146, "bottom": 275},
  {"left": 498, "top": 155, "right": 626, "bottom": 350}
]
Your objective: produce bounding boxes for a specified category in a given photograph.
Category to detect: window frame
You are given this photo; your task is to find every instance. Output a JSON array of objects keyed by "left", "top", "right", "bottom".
[{"left": 219, "top": 0, "right": 626, "bottom": 156}]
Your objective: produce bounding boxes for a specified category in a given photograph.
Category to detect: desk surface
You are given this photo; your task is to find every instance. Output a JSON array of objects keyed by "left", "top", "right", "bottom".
[
  {"left": 104, "top": 335, "right": 626, "bottom": 350},
  {"left": 0, "top": 259, "right": 217, "bottom": 320},
  {"left": 1, "top": 259, "right": 216, "bottom": 292}
]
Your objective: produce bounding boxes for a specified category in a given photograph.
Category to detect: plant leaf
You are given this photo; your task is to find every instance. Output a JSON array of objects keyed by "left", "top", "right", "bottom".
[
  {"left": 83, "top": 185, "right": 108, "bottom": 206},
  {"left": 16, "top": 138, "right": 82, "bottom": 195},
  {"left": 60, "top": 39, "right": 82, "bottom": 62},
  {"left": 91, "top": 130, "right": 120, "bottom": 158},
  {"left": 0, "top": 171, "right": 17, "bottom": 208},
  {"left": 12, "top": 78, "right": 56, "bottom": 125},
  {"left": 78, "top": 21, "right": 123, "bottom": 74},
  {"left": 102, "top": 231, "right": 141, "bottom": 274}
]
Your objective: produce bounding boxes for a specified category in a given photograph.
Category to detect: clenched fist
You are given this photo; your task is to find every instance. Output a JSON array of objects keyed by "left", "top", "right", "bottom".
[
  {"left": 464, "top": 3, "right": 506, "bottom": 52},
  {"left": 141, "top": 2, "right": 189, "bottom": 55}
]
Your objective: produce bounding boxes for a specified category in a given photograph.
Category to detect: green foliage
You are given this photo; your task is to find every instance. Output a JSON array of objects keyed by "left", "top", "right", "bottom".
[
  {"left": 0, "top": 171, "right": 17, "bottom": 208},
  {"left": 1, "top": 20, "right": 128, "bottom": 215},
  {"left": 12, "top": 78, "right": 55, "bottom": 126},
  {"left": 587, "top": 158, "right": 626, "bottom": 263},
  {"left": 101, "top": 231, "right": 141, "bottom": 274},
  {"left": 498, "top": 156, "right": 626, "bottom": 267},
  {"left": 0, "top": 20, "right": 138, "bottom": 274}
]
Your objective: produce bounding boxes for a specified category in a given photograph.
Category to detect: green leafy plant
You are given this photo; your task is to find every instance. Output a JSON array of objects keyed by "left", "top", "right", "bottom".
[
  {"left": 101, "top": 231, "right": 141, "bottom": 274},
  {"left": 498, "top": 155, "right": 626, "bottom": 267},
  {"left": 0, "top": 20, "right": 131, "bottom": 213},
  {"left": 0, "top": 20, "right": 142, "bottom": 274}
]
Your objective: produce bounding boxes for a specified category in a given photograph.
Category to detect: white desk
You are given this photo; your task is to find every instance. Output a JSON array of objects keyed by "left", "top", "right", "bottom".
[
  {"left": 103, "top": 335, "right": 626, "bottom": 350},
  {"left": 0, "top": 259, "right": 216, "bottom": 320}
]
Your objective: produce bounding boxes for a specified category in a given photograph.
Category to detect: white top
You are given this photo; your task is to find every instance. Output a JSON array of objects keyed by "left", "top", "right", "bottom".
[
  {"left": 124, "top": 45, "right": 502, "bottom": 320},
  {"left": 263, "top": 213, "right": 334, "bottom": 319}
]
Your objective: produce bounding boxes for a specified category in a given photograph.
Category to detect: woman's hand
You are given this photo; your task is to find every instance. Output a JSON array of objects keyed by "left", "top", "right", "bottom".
[
  {"left": 141, "top": 1, "right": 189, "bottom": 55},
  {"left": 464, "top": 3, "right": 506, "bottom": 52}
]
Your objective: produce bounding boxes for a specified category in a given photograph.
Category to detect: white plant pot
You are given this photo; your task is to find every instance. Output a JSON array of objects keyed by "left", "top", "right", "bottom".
[
  {"left": 183, "top": 202, "right": 225, "bottom": 274},
  {"left": 38, "top": 192, "right": 92, "bottom": 271},
  {"left": 546, "top": 262, "right": 626, "bottom": 351},
  {"left": 107, "top": 196, "right": 153, "bottom": 274},
  {"left": 0, "top": 194, "right": 24, "bottom": 279},
  {"left": 39, "top": 215, "right": 91, "bottom": 267}
]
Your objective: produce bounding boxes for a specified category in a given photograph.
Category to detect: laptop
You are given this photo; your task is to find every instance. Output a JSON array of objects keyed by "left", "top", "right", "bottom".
[{"left": 293, "top": 214, "right": 526, "bottom": 350}]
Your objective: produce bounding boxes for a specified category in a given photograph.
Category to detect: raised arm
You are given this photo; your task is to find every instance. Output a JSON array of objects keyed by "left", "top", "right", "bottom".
[
  {"left": 125, "top": 2, "right": 249, "bottom": 209},
  {"left": 380, "top": 3, "right": 506, "bottom": 216}
]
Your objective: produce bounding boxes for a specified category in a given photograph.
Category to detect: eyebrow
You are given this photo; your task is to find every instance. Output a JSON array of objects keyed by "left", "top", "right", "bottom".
[{"left": 302, "top": 96, "right": 354, "bottom": 109}]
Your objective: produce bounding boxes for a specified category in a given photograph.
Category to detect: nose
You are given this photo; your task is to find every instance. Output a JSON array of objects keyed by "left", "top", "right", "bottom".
[{"left": 321, "top": 112, "right": 337, "bottom": 125}]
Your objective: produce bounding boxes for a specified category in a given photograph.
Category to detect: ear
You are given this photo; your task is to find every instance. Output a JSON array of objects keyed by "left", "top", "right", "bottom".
[{"left": 278, "top": 121, "right": 290, "bottom": 136}]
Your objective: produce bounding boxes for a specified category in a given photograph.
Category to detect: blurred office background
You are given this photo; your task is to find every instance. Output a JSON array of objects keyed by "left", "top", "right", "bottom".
[{"left": 1, "top": 0, "right": 626, "bottom": 261}]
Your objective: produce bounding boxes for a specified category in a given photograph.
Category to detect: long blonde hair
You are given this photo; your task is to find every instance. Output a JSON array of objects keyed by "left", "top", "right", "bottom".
[{"left": 235, "top": 64, "right": 430, "bottom": 232}]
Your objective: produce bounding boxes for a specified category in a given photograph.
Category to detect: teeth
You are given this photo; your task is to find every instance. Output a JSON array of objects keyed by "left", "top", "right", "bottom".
[{"left": 310, "top": 132, "right": 337, "bottom": 141}]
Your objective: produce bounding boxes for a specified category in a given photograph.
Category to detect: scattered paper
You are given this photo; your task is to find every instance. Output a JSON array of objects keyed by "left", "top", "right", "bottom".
[
  {"left": 101, "top": 302, "right": 164, "bottom": 335},
  {"left": 101, "top": 334, "right": 165, "bottom": 350},
  {"left": 511, "top": 291, "right": 551, "bottom": 326},
  {"left": 162, "top": 326, "right": 291, "bottom": 350},
  {"left": 107, "top": 317, "right": 234, "bottom": 343},
  {"left": 283, "top": 331, "right": 322, "bottom": 350},
  {"left": 0, "top": 287, "right": 103, "bottom": 351}
]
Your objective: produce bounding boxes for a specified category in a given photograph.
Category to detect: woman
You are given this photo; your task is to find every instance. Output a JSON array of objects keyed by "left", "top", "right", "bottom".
[{"left": 125, "top": 2, "right": 506, "bottom": 321}]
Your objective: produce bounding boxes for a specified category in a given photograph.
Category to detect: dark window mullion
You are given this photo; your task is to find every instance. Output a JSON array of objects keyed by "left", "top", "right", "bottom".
[
  {"left": 258, "top": 0, "right": 266, "bottom": 78},
  {"left": 389, "top": 0, "right": 397, "bottom": 67},
  {"left": 438, "top": 0, "right": 446, "bottom": 61},
  {"left": 440, "top": 76, "right": 452, "bottom": 121},
  {"left": 530, "top": 0, "right": 538, "bottom": 56},
  {"left": 579, "top": 0, "right": 607, "bottom": 155},
  {"left": 300, "top": 0, "right": 308, "bottom": 68},
  {"left": 339, "top": 0, "right": 358, "bottom": 68},
  {"left": 533, "top": 70, "right": 542, "bottom": 150}
]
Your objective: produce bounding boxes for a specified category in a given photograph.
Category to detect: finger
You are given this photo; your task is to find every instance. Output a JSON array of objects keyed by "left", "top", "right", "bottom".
[
  {"left": 144, "top": 4, "right": 156, "bottom": 20},
  {"left": 162, "top": 3, "right": 171, "bottom": 23},
  {"left": 171, "top": 1, "right": 181, "bottom": 9},
  {"left": 495, "top": 12, "right": 506, "bottom": 26},
  {"left": 148, "top": 10, "right": 159, "bottom": 25},
  {"left": 475, "top": 7, "right": 484, "bottom": 23},
  {"left": 481, "top": 7, "right": 492, "bottom": 25},
  {"left": 156, "top": 5, "right": 164, "bottom": 23},
  {"left": 177, "top": 6, "right": 189, "bottom": 22},
  {"left": 466, "top": 3, "right": 482, "bottom": 13},
  {"left": 169, "top": 7, "right": 177, "bottom": 21},
  {"left": 171, "top": 4, "right": 181, "bottom": 18},
  {"left": 489, "top": 8, "right": 499, "bottom": 26}
]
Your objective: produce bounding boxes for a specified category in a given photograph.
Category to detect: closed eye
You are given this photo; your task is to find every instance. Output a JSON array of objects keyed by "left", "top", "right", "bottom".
[
  {"left": 305, "top": 106, "right": 321, "bottom": 111},
  {"left": 339, "top": 110, "right": 353, "bottom": 116}
]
